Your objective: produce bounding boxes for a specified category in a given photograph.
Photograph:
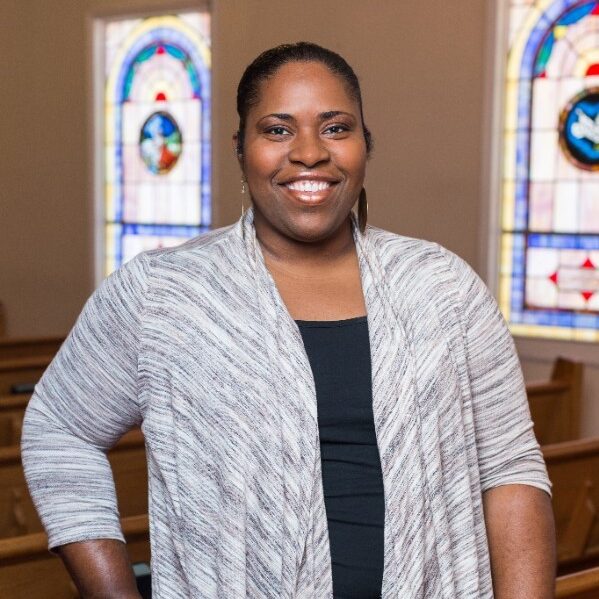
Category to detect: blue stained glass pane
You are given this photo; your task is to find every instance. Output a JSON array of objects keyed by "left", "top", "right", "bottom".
[
  {"left": 514, "top": 180, "right": 529, "bottom": 231},
  {"left": 515, "top": 130, "right": 530, "bottom": 180},
  {"left": 573, "top": 313, "right": 599, "bottom": 329},
  {"left": 121, "top": 223, "right": 208, "bottom": 237},
  {"left": 522, "top": 29, "right": 547, "bottom": 78},
  {"left": 556, "top": 2, "right": 595, "bottom": 26},
  {"left": 535, "top": 33, "right": 555, "bottom": 75},
  {"left": 513, "top": 253, "right": 525, "bottom": 276},
  {"left": 135, "top": 46, "right": 155, "bottom": 63},
  {"left": 166, "top": 45, "right": 186, "bottom": 60},
  {"left": 556, "top": 311, "right": 573, "bottom": 327},
  {"left": 528, "top": 234, "right": 599, "bottom": 250}
]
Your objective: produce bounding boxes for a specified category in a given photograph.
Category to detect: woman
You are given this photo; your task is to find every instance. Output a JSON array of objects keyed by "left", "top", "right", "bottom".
[{"left": 22, "top": 43, "right": 555, "bottom": 598}]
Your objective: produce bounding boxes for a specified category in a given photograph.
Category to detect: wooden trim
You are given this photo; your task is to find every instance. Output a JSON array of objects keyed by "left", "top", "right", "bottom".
[
  {"left": 0, "top": 337, "right": 64, "bottom": 348},
  {"left": 527, "top": 380, "right": 570, "bottom": 395},
  {"left": 0, "top": 337, "right": 64, "bottom": 361},
  {"left": 0, "top": 395, "right": 31, "bottom": 411},
  {"left": 556, "top": 566, "right": 599, "bottom": 598},
  {"left": 543, "top": 438, "right": 599, "bottom": 462},
  {"left": 0, "top": 514, "right": 148, "bottom": 562},
  {"left": 0, "top": 356, "right": 54, "bottom": 372}
]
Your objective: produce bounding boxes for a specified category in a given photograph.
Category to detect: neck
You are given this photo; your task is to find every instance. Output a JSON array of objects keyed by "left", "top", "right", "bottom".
[{"left": 252, "top": 211, "right": 357, "bottom": 271}]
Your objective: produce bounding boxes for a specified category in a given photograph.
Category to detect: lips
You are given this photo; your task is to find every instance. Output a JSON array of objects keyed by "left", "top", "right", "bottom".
[{"left": 278, "top": 173, "right": 340, "bottom": 205}]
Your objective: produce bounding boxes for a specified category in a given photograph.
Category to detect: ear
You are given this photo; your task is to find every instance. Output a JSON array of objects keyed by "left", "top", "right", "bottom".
[{"left": 232, "top": 133, "right": 243, "bottom": 164}]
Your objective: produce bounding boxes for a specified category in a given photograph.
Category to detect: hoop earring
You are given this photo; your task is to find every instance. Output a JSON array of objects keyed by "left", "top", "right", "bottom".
[{"left": 358, "top": 187, "right": 368, "bottom": 234}]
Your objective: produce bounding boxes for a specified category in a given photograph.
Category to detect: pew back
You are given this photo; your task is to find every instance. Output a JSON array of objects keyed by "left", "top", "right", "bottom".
[
  {"left": 528, "top": 357, "right": 583, "bottom": 445},
  {"left": 544, "top": 437, "right": 599, "bottom": 574},
  {"left": 0, "top": 395, "right": 29, "bottom": 447},
  {"left": 0, "top": 356, "right": 53, "bottom": 395},
  {"left": 556, "top": 566, "right": 599, "bottom": 599},
  {"left": 0, "top": 514, "right": 149, "bottom": 598},
  {"left": 0, "top": 336, "right": 64, "bottom": 361}
]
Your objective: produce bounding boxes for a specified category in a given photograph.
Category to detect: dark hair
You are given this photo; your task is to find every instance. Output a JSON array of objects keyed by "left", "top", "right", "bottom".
[{"left": 236, "top": 42, "right": 373, "bottom": 157}]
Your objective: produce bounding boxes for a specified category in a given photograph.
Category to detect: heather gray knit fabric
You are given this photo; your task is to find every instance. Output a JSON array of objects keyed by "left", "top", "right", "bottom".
[{"left": 21, "top": 207, "right": 550, "bottom": 598}]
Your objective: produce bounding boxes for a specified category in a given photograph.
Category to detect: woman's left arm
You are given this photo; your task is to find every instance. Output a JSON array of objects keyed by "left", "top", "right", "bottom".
[
  {"left": 441, "top": 247, "right": 556, "bottom": 597},
  {"left": 483, "top": 484, "right": 556, "bottom": 598}
]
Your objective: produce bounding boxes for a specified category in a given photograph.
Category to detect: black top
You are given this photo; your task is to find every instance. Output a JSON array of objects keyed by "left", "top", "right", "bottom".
[{"left": 295, "top": 316, "right": 385, "bottom": 599}]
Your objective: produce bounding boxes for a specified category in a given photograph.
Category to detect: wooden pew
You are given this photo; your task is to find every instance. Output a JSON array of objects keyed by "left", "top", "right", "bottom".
[
  {"left": 527, "top": 357, "right": 583, "bottom": 445},
  {"left": 0, "top": 429, "right": 147, "bottom": 538},
  {"left": 0, "top": 394, "right": 30, "bottom": 447},
  {"left": 556, "top": 566, "right": 599, "bottom": 599},
  {"left": 0, "top": 514, "right": 149, "bottom": 599},
  {"left": 0, "top": 355, "right": 53, "bottom": 395},
  {"left": 544, "top": 437, "right": 599, "bottom": 574},
  {"left": 0, "top": 336, "right": 64, "bottom": 395},
  {"left": 0, "top": 336, "right": 64, "bottom": 361}
]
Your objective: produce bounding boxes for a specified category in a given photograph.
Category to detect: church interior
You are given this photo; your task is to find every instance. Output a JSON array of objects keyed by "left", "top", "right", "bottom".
[{"left": 1, "top": 0, "right": 599, "bottom": 596}]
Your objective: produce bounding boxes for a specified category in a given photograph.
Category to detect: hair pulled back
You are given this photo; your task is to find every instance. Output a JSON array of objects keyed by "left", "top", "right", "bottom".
[{"left": 236, "top": 42, "right": 372, "bottom": 156}]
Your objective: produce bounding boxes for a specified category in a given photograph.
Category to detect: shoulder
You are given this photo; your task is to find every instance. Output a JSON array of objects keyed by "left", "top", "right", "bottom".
[
  {"left": 142, "top": 223, "right": 237, "bottom": 266},
  {"left": 365, "top": 224, "right": 478, "bottom": 286},
  {"left": 113, "top": 223, "right": 238, "bottom": 283}
]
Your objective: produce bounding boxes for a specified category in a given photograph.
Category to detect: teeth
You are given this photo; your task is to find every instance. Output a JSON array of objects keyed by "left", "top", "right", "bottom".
[{"left": 286, "top": 180, "right": 331, "bottom": 192}]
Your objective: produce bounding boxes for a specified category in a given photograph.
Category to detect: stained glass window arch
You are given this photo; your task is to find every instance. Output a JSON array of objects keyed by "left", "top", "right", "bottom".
[
  {"left": 98, "top": 11, "right": 211, "bottom": 277},
  {"left": 501, "top": 0, "right": 599, "bottom": 342}
]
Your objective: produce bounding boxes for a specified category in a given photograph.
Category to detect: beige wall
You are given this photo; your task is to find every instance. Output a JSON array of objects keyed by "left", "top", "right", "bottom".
[
  {"left": 1, "top": 0, "right": 487, "bottom": 337},
  {"left": 2, "top": 1, "right": 595, "bottom": 433}
]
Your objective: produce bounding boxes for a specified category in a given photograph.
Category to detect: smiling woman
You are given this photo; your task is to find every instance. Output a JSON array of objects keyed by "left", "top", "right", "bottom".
[{"left": 22, "top": 42, "right": 555, "bottom": 599}]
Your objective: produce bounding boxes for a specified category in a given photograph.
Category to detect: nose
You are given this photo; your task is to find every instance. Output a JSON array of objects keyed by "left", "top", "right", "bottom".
[{"left": 287, "top": 128, "right": 330, "bottom": 167}]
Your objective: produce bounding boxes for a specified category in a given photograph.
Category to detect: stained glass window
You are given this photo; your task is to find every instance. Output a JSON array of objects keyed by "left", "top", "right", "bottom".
[
  {"left": 101, "top": 12, "right": 211, "bottom": 276},
  {"left": 502, "top": 0, "right": 599, "bottom": 341}
]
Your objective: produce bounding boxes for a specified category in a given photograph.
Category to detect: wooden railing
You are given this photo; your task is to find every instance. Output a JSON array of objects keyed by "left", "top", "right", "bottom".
[{"left": 556, "top": 566, "right": 599, "bottom": 598}]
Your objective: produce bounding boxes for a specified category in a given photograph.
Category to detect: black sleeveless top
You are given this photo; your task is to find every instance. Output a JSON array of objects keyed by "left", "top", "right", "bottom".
[{"left": 295, "top": 316, "right": 385, "bottom": 599}]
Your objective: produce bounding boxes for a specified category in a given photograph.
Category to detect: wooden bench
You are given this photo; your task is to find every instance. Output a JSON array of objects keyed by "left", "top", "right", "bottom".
[
  {"left": 0, "top": 336, "right": 64, "bottom": 361},
  {"left": 0, "top": 429, "right": 147, "bottom": 538},
  {"left": 0, "top": 395, "right": 30, "bottom": 447},
  {"left": 544, "top": 437, "right": 599, "bottom": 574},
  {"left": 527, "top": 357, "right": 583, "bottom": 445},
  {"left": 0, "top": 355, "right": 54, "bottom": 395},
  {"left": 0, "top": 514, "right": 149, "bottom": 598},
  {"left": 556, "top": 566, "right": 599, "bottom": 598}
]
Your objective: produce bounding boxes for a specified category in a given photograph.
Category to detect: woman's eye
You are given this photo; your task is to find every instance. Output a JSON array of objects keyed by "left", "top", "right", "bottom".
[
  {"left": 324, "top": 124, "right": 349, "bottom": 135},
  {"left": 266, "top": 126, "right": 290, "bottom": 136}
]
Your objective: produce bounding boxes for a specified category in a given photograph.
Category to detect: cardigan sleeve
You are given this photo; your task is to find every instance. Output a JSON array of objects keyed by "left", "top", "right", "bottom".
[
  {"left": 21, "top": 253, "right": 149, "bottom": 550},
  {"left": 440, "top": 247, "right": 552, "bottom": 497}
]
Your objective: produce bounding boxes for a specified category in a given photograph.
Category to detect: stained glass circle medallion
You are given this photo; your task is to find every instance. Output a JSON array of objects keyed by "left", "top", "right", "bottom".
[
  {"left": 559, "top": 88, "right": 599, "bottom": 172},
  {"left": 139, "top": 111, "right": 183, "bottom": 175}
]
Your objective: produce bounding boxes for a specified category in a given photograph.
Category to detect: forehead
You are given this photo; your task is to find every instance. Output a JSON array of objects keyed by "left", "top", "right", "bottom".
[{"left": 251, "top": 61, "right": 358, "bottom": 115}]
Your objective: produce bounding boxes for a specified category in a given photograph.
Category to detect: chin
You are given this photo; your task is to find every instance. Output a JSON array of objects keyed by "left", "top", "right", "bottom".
[{"left": 285, "top": 212, "right": 348, "bottom": 243}]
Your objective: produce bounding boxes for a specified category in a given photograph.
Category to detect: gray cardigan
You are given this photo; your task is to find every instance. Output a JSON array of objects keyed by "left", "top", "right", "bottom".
[{"left": 22, "top": 208, "right": 550, "bottom": 598}]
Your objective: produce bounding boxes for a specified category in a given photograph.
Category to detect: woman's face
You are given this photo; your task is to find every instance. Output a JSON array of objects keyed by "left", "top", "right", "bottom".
[{"left": 238, "top": 61, "right": 368, "bottom": 245}]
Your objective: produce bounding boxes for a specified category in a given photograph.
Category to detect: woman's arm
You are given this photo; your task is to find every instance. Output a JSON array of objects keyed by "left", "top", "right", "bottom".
[
  {"left": 57, "top": 539, "right": 141, "bottom": 599},
  {"left": 440, "top": 247, "right": 555, "bottom": 593},
  {"left": 21, "top": 254, "right": 150, "bottom": 592},
  {"left": 483, "top": 484, "right": 556, "bottom": 599}
]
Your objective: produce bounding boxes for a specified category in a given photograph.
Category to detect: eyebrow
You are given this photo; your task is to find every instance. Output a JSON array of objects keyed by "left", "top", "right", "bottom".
[{"left": 259, "top": 110, "right": 355, "bottom": 123}]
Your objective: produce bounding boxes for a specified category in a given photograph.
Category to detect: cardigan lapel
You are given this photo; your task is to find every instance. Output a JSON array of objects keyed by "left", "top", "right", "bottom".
[
  {"left": 239, "top": 209, "right": 330, "bottom": 597},
  {"left": 239, "top": 208, "right": 434, "bottom": 597},
  {"left": 350, "top": 220, "right": 426, "bottom": 596}
]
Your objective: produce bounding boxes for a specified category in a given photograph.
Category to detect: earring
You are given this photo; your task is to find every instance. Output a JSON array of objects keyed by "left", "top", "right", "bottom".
[
  {"left": 241, "top": 177, "right": 247, "bottom": 218},
  {"left": 358, "top": 187, "right": 368, "bottom": 234}
]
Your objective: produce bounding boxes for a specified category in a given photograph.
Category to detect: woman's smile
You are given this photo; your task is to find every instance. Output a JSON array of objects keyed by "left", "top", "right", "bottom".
[{"left": 278, "top": 172, "right": 340, "bottom": 206}]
